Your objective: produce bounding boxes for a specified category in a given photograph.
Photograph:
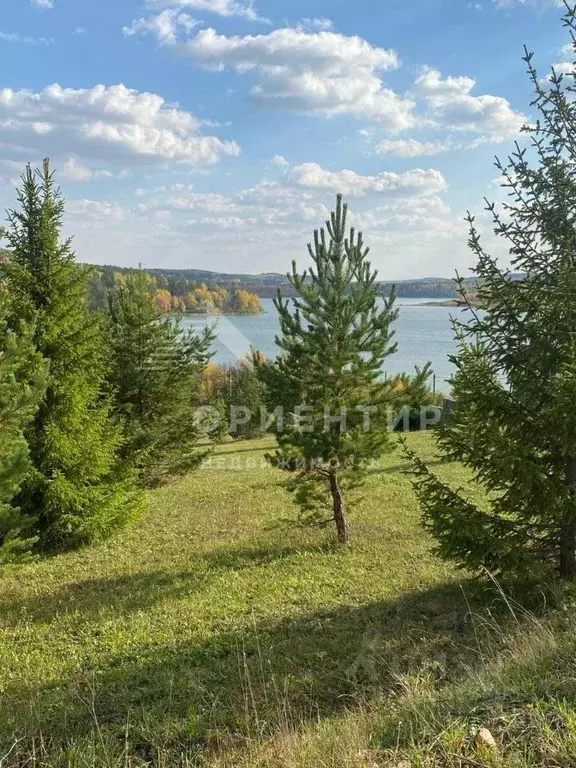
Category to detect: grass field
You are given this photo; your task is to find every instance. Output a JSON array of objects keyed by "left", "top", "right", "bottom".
[{"left": 1, "top": 433, "right": 576, "bottom": 767}]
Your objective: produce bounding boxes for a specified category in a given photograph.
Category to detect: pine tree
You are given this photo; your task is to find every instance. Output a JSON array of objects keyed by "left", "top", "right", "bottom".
[
  {"left": 0, "top": 290, "right": 47, "bottom": 562},
  {"left": 3, "top": 160, "right": 143, "bottom": 549},
  {"left": 107, "top": 267, "right": 214, "bottom": 486},
  {"left": 258, "top": 195, "right": 424, "bottom": 544},
  {"left": 405, "top": 5, "right": 576, "bottom": 580}
]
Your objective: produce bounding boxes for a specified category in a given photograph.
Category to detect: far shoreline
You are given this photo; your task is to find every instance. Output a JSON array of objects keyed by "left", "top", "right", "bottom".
[
  {"left": 418, "top": 300, "right": 481, "bottom": 308},
  {"left": 172, "top": 310, "right": 266, "bottom": 317}
]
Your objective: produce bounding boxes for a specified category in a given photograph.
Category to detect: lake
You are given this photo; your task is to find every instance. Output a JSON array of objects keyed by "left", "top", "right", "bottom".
[{"left": 181, "top": 297, "right": 469, "bottom": 390}]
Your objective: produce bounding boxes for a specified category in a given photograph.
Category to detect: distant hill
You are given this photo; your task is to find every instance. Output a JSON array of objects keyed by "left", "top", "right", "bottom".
[
  {"left": 145, "top": 267, "right": 483, "bottom": 300},
  {"left": 147, "top": 268, "right": 288, "bottom": 284},
  {"left": 145, "top": 268, "right": 292, "bottom": 298}
]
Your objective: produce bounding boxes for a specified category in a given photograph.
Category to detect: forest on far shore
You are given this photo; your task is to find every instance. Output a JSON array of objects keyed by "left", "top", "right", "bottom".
[
  {"left": 110, "top": 264, "right": 522, "bottom": 300},
  {"left": 86, "top": 264, "right": 264, "bottom": 315}
]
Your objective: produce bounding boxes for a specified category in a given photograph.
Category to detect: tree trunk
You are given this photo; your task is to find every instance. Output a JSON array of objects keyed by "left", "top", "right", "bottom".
[
  {"left": 329, "top": 472, "right": 350, "bottom": 545},
  {"left": 560, "top": 457, "right": 576, "bottom": 579}
]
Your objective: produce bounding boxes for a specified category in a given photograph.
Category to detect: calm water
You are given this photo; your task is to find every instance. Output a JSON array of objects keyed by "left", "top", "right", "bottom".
[{"left": 181, "top": 297, "right": 470, "bottom": 388}]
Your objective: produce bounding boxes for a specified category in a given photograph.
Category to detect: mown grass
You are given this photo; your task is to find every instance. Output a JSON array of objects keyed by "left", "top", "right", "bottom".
[{"left": 1, "top": 433, "right": 575, "bottom": 766}]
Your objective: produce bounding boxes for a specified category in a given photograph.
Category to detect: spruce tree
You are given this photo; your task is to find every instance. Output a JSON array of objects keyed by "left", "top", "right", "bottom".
[
  {"left": 259, "top": 195, "right": 423, "bottom": 544},
  {"left": 222, "top": 357, "right": 266, "bottom": 439},
  {"left": 406, "top": 4, "right": 576, "bottom": 580},
  {"left": 0, "top": 291, "right": 47, "bottom": 561},
  {"left": 107, "top": 267, "right": 214, "bottom": 486},
  {"left": 3, "top": 160, "right": 143, "bottom": 549}
]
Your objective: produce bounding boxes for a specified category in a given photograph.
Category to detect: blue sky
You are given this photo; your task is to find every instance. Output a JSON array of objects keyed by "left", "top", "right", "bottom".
[{"left": 0, "top": 0, "right": 570, "bottom": 277}]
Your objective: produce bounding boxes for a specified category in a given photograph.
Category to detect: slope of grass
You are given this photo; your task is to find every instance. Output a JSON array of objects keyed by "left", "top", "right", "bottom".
[{"left": 0, "top": 433, "right": 573, "bottom": 766}]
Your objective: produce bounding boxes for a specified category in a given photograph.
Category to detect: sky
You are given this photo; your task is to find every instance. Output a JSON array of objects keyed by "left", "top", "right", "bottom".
[{"left": 0, "top": 0, "right": 571, "bottom": 278}]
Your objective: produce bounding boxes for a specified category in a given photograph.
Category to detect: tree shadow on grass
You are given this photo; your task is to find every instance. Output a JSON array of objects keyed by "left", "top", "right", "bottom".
[
  {"left": 367, "top": 459, "right": 445, "bottom": 476},
  {"left": 0, "top": 569, "right": 209, "bottom": 628},
  {"left": 0, "top": 578, "right": 537, "bottom": 760},
  {"left": 216, "top": 443, "right": 272, "bottom": 456},
  {"left": 201, "top": 540, "right": 335, "bottom": 570}
]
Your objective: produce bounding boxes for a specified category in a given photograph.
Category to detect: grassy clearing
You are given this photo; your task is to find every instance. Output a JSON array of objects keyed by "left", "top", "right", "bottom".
[{"left": 0, "top": 433, "right": 575, "bottom": 766}]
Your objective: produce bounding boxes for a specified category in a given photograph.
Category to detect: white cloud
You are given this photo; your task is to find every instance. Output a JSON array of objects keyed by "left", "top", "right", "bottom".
[
  {"left": 184, "top": 27, "right": 399, "bottom": 73},
  {"left": 63, "top": 158, "right": 99, "bottom": 182},
  {"left": 300, "top": 18, "right": 334, "bottom": 31},
  {"left": 413, "top": 68, "right": 526, "bottom": 140},
  {"left": 30, "top": 0, "right": 53, "bottom": 7},
  {"left": 493, "top": 0, "right": 562, "bottom": 7},
  {"left": 351, "top": 195, "right": 452, "bottom": 230},
  {"left": 189, "top": 215, "right": 259, "bottom": 228},
  {"left": 0, "top": 29, "right": 53, "bottom": 45},
  {"left": 127, "top": 24, "right": 413, "bottom": 128},
  {"left": 48, "top": 165, "right": 462, "bottom": 276},
  {"left": 550, "top": 61, "right": 574, "bottom": 76},
  {"left": 138, "top": 167, "right": 449, "bottom": 226},
  {"left": 374, "top": 137, "right": 457, "bottom": 157},
  {"left": 355, "top": 198, "right": 456, "bottom": 236},
  {"left": 67, "top": 199, "right": 126, "bottom": 224},
  {"left": 414, "top": 69, "right": 476, "bottom": 98},
  {"left": 271, "top": 154, "right": 289, "bottom": 167},
  {"left": 123, "top": 10, "right": 201, "bottom": 45},
  {"left": 0, "top": 83, "right": 240, "bottom": 168},
  {"left": 145, "top": 0, "right": 268, "bottom": 22},
  {"left": 67, "top": 188, "right": 462, "bottom": 277},
  {"left": 372, "top": 68, "right": 527, "bottom": 155},
  {"left": 235, "top": 181, "right": 317, "bottom": 207},
  {"left": 538, "top": 42, "right": 576, "bottom": 84},
  {"left": 139, "top": 187, "right": 241, "bottom": 214},
  {"left": 184, "top": 27, "right": 412, "bottom": 127},
  {"left": 291, "top": 162, "right": 447, "bottom": 197},
  {"left": 62, "top": 158, "right": 119, "bottom": 182},
  {"left": 126, "top": 22, "right": 520, "bottom": 143}
]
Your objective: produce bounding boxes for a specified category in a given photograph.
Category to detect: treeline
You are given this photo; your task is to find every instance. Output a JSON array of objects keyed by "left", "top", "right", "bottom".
[
  {"left": 87, "top": 265, "right": 263, "bottom": 315},
  {"left": 143, "top": 267, "right": 291, "bottom": 300},
  {"left": 137, "top": 266, "right": 516, "bottom": 301},
  {"left": 379, "top": 278, "right": 476, "bottom": 299},
  {"left": 134, "top": 268, "right": 481, "bottom": 300}
]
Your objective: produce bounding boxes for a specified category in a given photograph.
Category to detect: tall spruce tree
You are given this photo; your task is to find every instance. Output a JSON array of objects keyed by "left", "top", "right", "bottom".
[
  {"left": 107, "top": 267, "right": 214, "bottom": 486},
  {"left": 258, "top": 195, "right": 427, "bottom": 544},
  {"left": 0, "top": 290, "right": 47, "bottom": 562},
  {"left": 406, "top": 4, "right": 576, "bottom": 580},
  {"left": 3, "top": 160, "right": 143, "bottom": 549}
]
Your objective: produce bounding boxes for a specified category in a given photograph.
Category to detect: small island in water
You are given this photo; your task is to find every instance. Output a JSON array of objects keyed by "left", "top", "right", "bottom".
[
  {"left": 419, "top": 298, "right": 482, "bottom": 308},
  {"left": 420, "top": 299, "right": 472, "bottom": 307}
]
